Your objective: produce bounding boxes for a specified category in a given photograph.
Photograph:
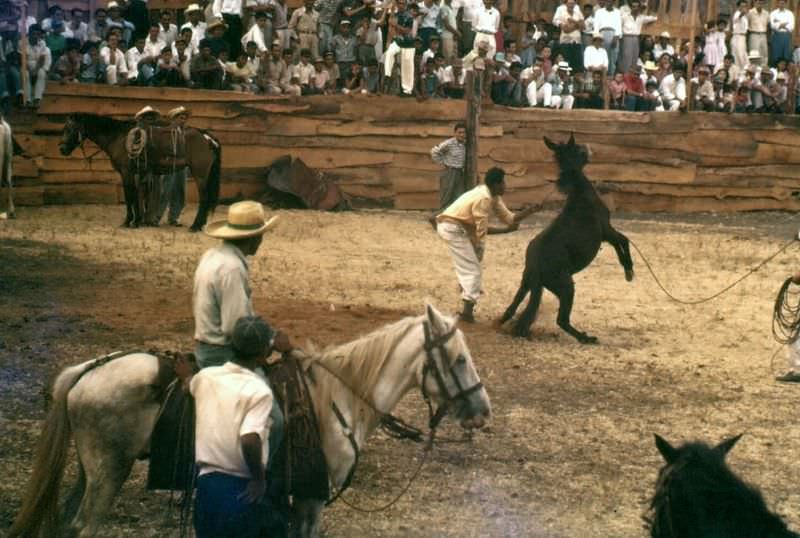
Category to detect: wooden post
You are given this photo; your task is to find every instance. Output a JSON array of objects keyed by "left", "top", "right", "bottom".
[
  {"left": 602, "top": 70, "right": 609, "bottom": 110},
  {"left": 786, "top": 63, "right": 797, "bottom": 115},
  {"left": 685, "top": 0, "right": 699, "bottom": 111},
  {"left": 464, "top": 61, "right": 484, "bottom": 189},
  {"left": 20, "top": 2, "right": 29, "bottom": 106}
]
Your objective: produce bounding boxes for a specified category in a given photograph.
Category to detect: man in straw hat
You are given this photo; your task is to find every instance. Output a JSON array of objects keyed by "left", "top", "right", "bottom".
[
  {"left": 182, "top": 3, "right": 208, "bottom": 51},
  {"left": 157, "top": 106, "right": 190, "bottom": 226},
  {"left": 175, "top": 315, "right": 279, "bottom": 537},
  {"left": 129, "top": 106, "right": 162, "bottom": 224},
  {"left": 211, "top": 0, "right": 244, "bottom": 58}
]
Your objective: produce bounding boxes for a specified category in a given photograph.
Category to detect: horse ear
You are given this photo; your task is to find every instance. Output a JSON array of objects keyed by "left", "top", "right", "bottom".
[
  {"left": 425, "top": 304, "right": 449, "bottom": 335},
  {"left": 543, "top": 136, "right": 558, "bottom": 151},
  {"left": 568, "top": 132, "right": 576, "bottom": 146},
  {"left": 714, "top": 434, "right": 743, "bottom": 457},
  {"left": 654, "top": 434, "right": 679, "bottom": 464}
]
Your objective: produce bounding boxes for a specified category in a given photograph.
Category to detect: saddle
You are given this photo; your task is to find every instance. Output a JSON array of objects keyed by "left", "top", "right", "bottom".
[{"left": 264, "top": 155, "right": 349, "bottom": 211}]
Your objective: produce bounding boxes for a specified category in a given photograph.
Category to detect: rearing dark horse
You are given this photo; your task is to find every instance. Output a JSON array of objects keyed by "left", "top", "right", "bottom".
[
  {"left": 499, "top": 134, "right": 634, "bottom": 343},
  {"left": 58, "top": 113, "right": 221, "bottom": 231}
]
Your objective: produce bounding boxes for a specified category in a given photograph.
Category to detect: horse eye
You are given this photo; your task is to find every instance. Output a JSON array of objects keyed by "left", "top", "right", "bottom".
[{"left": 455, "top": 355, "right": 466, "bottom": 366}]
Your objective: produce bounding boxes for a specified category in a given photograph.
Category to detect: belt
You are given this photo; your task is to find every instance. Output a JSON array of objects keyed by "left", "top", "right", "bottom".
[
  {"left": 750, "top": 31, "right": 767, "bottom": 34},
  {"left": 622, "top": 34, "right": 639, "bottom": 37},
  {"left": 599, "top": 27, "right": 615, "bottom": 31},
  {"left": 299, "top": 30, "right": 316, "bottom": 34},
  {"left": 733, "top": 33, "right": 747, "bottom": 36},
  {"left": 476, "top": 29, "right": 494, "bottom": 35},
  {"left": 275, "top": 26, "right": 288, "bottom": 30}
]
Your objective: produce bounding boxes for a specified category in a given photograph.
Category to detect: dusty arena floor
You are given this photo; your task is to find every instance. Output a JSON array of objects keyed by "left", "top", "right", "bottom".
[{"left": 2, "top": 205, "right": 800, "bottom": 537}]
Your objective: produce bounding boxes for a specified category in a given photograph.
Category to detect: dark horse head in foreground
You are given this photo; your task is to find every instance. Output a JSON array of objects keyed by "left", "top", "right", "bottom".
[
  {"left": 498, "top": 133, "right": 634, "bottom": 343},
  {"left": 648, "top": 434, "right": 799, "bottom": 538}
]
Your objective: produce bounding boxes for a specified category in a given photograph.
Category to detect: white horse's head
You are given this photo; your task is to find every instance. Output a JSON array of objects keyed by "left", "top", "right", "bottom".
[{"left": 418, "top": 304, "right": 491, "bottom": 430}]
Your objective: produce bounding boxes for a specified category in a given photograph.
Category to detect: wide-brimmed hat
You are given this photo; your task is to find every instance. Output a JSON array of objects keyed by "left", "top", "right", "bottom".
[
  {"left": 167, "top": 106, "right": 190, "bottom": 119},
  {"left": 747, "top": 49, "right": 761, "bottom": 59},
  {"left": 659, "top": 31, "right": 670, "bottom": 38},
  {"left": 777, "top": 72, "right": 787, "bottom": 81},
  {"left": 207, "top": 19, "right": 228, "bottom": 32},
  {"left": 643, "top": 60, "right": 657, "bottom": 70},
  {"left": 697, "top": 66, "right": 710, "bottom": 74},
  {"left": 185, "top": 3, "right": 202, "bottom": 13},
  {"left": 107, "top": 1, "right": 121, "bottom": 10},
  {"left": 204, "top": 201, "right": 278, "bottom": 239},
  {"left": 557, "top": 61, "right": 571, "bottom": 71},
  {"left": 135, "top": 105, "right": 161, "bottom": 120}
]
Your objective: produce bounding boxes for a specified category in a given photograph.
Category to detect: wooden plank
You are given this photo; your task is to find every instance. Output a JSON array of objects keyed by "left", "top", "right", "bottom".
[
  {"left": 43, "top": 184, "right": 118, "bottom": 205},
  {"left": 40, "top": 171, "right": 118, "bottom": 184},
  {"left": 43, "top": 83, "right": 293, "bottom": 104},
  {"left": 40, "top": 158, "right": 115, "bottom": 172},
  {"left": 12, "top": 157, "right": 39, "bottom": 178},
  {"left": 10, "top": 186, "right": 44, "bottom": 206},
  {"left": 597, "top": 181, "right": 795, "bottom": 200},
  {"left": 609, "top": 192, "right": 800, "bottom": 213},
  {"left": 221, "top": 146, "right": 394, "bottom": 169},
  {"left": 39, "top": 96, "right": 239, "bottom": 119}
]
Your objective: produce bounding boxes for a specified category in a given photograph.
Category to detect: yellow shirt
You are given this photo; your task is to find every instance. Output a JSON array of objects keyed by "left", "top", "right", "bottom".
[{"left": 437, "top": 184, "right": 515, "bottom": 245}]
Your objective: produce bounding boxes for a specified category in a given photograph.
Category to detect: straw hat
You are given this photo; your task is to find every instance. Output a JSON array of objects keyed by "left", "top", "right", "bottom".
[
  {"left": 167, "top": 106, "right": 190, "bottom": 119},
  {"left": 557, "top": 61, "right": 571, "bottom": 71},
  {"left": 207, "top": 19, "right": 228, "bottom": 32},
  {"left": 204, "top": 201, "right": 278, "bottom": 239},
  {"left": 659, "top": 31, "right": 670, "bottom": 38},
  {"left": 135, "top": 105, "right": 161, "bottom": 120},
  {"left": 747, "top": 49, "right": 761, "bottom": 59},
  {"left": 106, "top": 1, "right": 120, "bottom": 9},
  {"left": 185, "top": 3, "right": 202, "bottom": 13},
  {"left": 643, "top": 60, "right": 658, "bottom": 70},
  {"left": 777, "top": 72, "right": 787, "bottom": 81}
]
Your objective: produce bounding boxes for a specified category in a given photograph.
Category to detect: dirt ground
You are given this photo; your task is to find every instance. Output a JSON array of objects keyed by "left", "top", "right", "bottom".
[{"left": 2, "top": 205, "right": 800, "bottom": 537}]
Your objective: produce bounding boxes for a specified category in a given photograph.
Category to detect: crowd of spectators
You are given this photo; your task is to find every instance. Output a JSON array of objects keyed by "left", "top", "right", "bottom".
[{"left": 1, "top": 0, "right": 798, "bottom": 113}]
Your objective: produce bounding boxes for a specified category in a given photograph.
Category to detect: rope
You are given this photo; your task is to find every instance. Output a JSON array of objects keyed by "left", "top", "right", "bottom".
[
  {"left": 630, "top": 238, "right": 797, "bottom": 306},
  {"left": 772, "top": 277, "right": 800, "bottom": 345},
  {"left": 125, "top": 127, "right": 148, "bottom": 160}
]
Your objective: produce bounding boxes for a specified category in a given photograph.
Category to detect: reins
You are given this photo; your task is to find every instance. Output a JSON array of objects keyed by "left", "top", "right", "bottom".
[{"left": 630, "top": 237, "right": 797, "bottom": 305}]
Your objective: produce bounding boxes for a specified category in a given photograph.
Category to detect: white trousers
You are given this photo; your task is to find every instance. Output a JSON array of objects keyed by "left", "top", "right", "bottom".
[
  {"left": 473, "top": 31, "right": 497, "bottom": 60},
  {"left": 526, "top": 81, "right": 552, "bottom": 106},
  {"left": 550, "top": 94, "right": 574, "bottom": 110},
  {"left": 788, "top": 339, "right": 800, "bottom": 370},
  {"left": 437, "top": 221, "right": 482, "bottom": 303},
  {"left": 25, "top": 67, "right": 47, "bottom": 101},
  {"left": 384, "top": 41, "right": 415, "bottom": 94},
  {"left": 106, "top": 65, "right": 121, "bottom": 85},
  {"left": 731, "top": 34, "right": 748, "bottom": 69}
]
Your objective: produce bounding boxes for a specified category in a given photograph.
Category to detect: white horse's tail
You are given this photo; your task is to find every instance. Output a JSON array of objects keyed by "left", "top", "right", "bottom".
[{"left": 9, "top": 358, "right": 99, "bottom": 537}]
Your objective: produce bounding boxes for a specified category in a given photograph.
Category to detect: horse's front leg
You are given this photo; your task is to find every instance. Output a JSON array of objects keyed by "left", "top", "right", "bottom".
[
  {"left": 6, "top": 177, "right": 14, "bottom": 218},
  {"left": 291, "top": 498, "right": 324, "bottom": 538},
  {"left": 604, "top": 226, "right": 634, "bottom": 282}
]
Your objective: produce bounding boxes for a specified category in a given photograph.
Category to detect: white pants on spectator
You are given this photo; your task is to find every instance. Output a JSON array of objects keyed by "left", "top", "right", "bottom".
[
  {"left": 106, "top": 65, "right": 122, "bottom": 85},
  {"left": 550, "top": 94, "right": 574, "bottom": 110},
  {"left": 384, "top": 42, "right": 415, "bottom": 94},
  {"left": 663, "top": 97, "right": 681, "bottom": 111},
  {"left": 442, "top": 34, "right": 455, "bottom": 61},
  {"left": 25, "top": 67, "right": 47, "bottom": 101},
  {"left": 437, "top": 221, "right": 482, "bottom": 303},
  {"left": 748, "top": 33, "right": 768, "bottom": 67},
  {"left": 731, "top": 34, "right": 748, "bottom": 68},
  {"left": 275, "top": 28, "right": 291, "bottom": 50},
  {"left": 526, "top": 81, "right": 552, "bottom": 106},
  {"left": 472, "top": 31, "right": 496, "bottom": 59},
  {"left": 282, "top": 83, "right": 301, "bottom": 96}
]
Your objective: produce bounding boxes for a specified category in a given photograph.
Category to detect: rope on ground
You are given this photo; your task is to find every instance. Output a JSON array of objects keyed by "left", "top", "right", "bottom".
[
  {"left": 772, "top": 276, "right": 800, "bottom": 345},
  {"left": 629, "top": 238, "right": 798, "bottom": 306}
]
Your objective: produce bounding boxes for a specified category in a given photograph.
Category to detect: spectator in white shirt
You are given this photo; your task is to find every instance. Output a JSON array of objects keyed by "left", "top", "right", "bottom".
[
  {"left": 100, "top": 33, "right": 128, "bottom": 85},
  {"left": 126, "top": 35, "right": 153, "bottom": 84},
  {"left": 241, "top": 11, "right": 271, "bottom": 53},
  {"left": 729, "top": 0, "right": 749, "bottom": 69},
  {"left": 593, "top": 0, "right": 621, "bottom": 75},
  {"left": 583, "top": 32, "right": 609, "bottom": 72},
  {"left": 182, "top": 3, "right": 208, "bottom": 52},
  {"left": 25, "top": 26, "right": 51, "bottom": 107},
  {"left": 158, "top": 10, "right": 179, "bottom": 47},
  {"left": 619, "top": 0, "right": 656, "bottom": 74},
  {"left": 747, "top": 0, "right": 769, "bottom": 64},
  {"left": 653, "top": 32, "right": 675, "bottom": 61},
  {"left": 581, "top": 3, "right": 594, "bottom": 48},
  {"left": 659, "top": 62, "right": 686, "bottom": 110},
  {"left": 68, "top": 9, "right": 90, "bottom": 43},
  {"left": 553, "top": 0, "right": 584, "bottom": 71},
  {"left": 440, "top": 0, "right": 460, "bottom": 62},
  {"left": 144, "top": 22, "right": 167, "bottom": 69},
  {"left": 769, "top": 0, "right": 794, "bottom": 66},
  {"left": 472, "top": 0, "right": 500, "bottom": 61}
]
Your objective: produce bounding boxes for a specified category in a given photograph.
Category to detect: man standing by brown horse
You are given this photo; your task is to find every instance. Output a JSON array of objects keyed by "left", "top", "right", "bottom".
[
  {"left": 128, "top": 106, "right": 162, "bottom": 225},
  {"left": 158, "top": 106, "right": 190, "bottom": 226}
]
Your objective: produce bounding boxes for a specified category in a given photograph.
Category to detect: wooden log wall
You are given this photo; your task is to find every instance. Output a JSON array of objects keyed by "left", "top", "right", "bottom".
[{"left": 13, "top": 84, "right": 800, "bottom": 213}]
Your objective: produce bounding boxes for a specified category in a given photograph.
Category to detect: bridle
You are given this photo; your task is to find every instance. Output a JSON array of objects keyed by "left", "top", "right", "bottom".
[
  {"left": 64, "top": 119, "right": 102, "bottom": 169},
  {"left": 310, "top": 318, "right": 484, "bottom": 509}
]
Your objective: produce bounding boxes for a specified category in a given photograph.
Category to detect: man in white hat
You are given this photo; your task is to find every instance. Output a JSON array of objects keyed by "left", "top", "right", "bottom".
[
  {"left": 746, "top": 49, "right": 763, "bottom": 78},
  {"left": 549, "top": 61, "right": 575, "bottom": 109},
  {"left": 193, "top": 202, "right": 288, "bottom": 505},
  {"left": 747, "top": 0, "right": 769, "bottom": 65},
  {"left": 652, "top": 31, "right": 674, "bottom": 60},
  {"left": 130, "top": 106, "right": 162, "bottom": 225},
  {"left": 583, "top": 32, "right": 609, "bottom": 73},
  {"left": 182, "top": 3, "right": 208, "bottom": 51},
  {"left": 158, "top": 106, "right": 190, "bottom": 226},
  {"left": 212, "top": 0, "right": 244, "bottom": 58}
]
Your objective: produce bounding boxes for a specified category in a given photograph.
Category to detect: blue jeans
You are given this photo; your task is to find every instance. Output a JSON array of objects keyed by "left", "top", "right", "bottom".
[
  {"left": 194, "top": 342, "right": 285, "bottom": 469},
  {"left": 158, "top": 167, "right": 186, "bottom": 224},
  {"left": 194, "top": 472, "right": 263, "bottom": 538}
]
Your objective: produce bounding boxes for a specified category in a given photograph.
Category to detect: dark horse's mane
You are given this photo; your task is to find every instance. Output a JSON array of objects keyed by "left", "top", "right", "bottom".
[
  {"left": 71, "top": 113, "right": 135, "bottom": 133},
  {"left": 649, "top": 434, "right": 798, "bottom": 538},
  {"left": 550, "top": 142, "right": 593, "bottom": 195}
]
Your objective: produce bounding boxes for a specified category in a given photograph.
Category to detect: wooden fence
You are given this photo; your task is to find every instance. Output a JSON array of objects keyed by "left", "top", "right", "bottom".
[{"left": 12, "top": 84, "right": 800, "bottom": 213}]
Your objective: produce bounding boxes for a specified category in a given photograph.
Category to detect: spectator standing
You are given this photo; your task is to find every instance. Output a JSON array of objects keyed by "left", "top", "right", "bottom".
[
  {"left": 192, "top": 39, "right": 225, "bottom": 89},
  {"left": 430, "top": 122, "right": 467, "bottom": 210},
  {"left": 100, "top": 32, "right": 128, "bottom": 85},
  {"left": 730, "top": 0, "right": 749, "bottom": 69},
  {"left": 331, "top": 19, "right": 358, "bottom": 76},
  {"left": 213, "top": 0, "right": 245, "bottom": 58},
  {"left": 158, "top": 10, "right": 179, "bottom": 47},
  {"left": 272, "top": 0, "right": 292, "bottom": 51},
  {"left": 126, "top": 0, "right": 151, "bottom": 40},
  {"left": 25, "top": 26, "right": 50, "bottom": 107},
  {"left": 520, "top": 22, "right": 539, "bottom": 67},
  {"left": 593, "top": 0, "right": 621, "bottom": 75},
  {"left": 242, "top": 11, "right": 272, "bottom": 53},
  {"left": 581, "top": 3, "right": 594, "bottom": 49},
  {"left": 747, "top": 0, "right": 769, "bottom": 67},
  {"left": 620, "top": 0, "right": 656, "bottom": 74},
  {"left": 383, "top": 3, "right": 416, "bottom": 95},
  {"left": 703, "top": 20, "right": 727, "bottom": 69},
  {"left": 769, "top": 0, "right": 794, "bottom": 66},
  {"left": 583, "top": 32, "right": 609, "bottom": 73},
  {"left": 553, "top": 0, "right": 584, "bottom": 71},
  {"left": 472, "top": 0, "right": 500, "bottom": 60},
  {"left": 0, "top": 27, "right": 22, "bottom": 110},
  {"left": 88, "top": 8, "right": 110, "bottom": 44},
  {"left": 440, "top": 0, "right": 460, "bottom": 61},
  {"left": 206, "top": 20, "right": 230, "bottom": 57},
  {"left": 652, "top": 31, "right": 674, "bottom": 60},
  {"left": 289, "top": 0, "right": 320, "bottom": 59},
  {"left": 182, "top": 4, "right": 208, "bottom": 51},
  {"left": 418, "top": 0, "right": 441, "bottom": 49},
  {"left": 315, "top": 0, "right": 344, "bottom": 55}
]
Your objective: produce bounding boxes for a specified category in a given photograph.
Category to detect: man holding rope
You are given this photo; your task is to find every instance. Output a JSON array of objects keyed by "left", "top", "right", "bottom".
[{"left": 775, "top": 271, "right": 800, "bottom": 383}]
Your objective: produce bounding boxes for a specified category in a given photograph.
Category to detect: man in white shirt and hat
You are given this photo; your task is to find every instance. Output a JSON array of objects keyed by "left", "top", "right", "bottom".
[
  {"left": 182, "top": 4, "right": 208, "bottom": 51},
  {"left": 472, "top": 0, "right": 500, "bottom": 61},
  {"left": 583, "top": 32, "right": 609, "bottom": 73},
  {"left": 619, "top": 0, "right": 656, "bottom": 74},
  {"left": 652, "top": 31, "right": 674, "bottom": 60}
]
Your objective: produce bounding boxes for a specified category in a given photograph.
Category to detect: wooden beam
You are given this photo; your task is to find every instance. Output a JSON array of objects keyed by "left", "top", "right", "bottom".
[
  {"left": 686, "top": 0, "right": 700, "bottom": 110},
  {"left": 464, "top": 63, "right": 484, "bottom": 189}
]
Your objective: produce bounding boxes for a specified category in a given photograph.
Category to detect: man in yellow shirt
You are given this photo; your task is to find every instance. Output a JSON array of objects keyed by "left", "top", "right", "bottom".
[{"left": 436, "top": 167, "right": 535, "bottom": 322}]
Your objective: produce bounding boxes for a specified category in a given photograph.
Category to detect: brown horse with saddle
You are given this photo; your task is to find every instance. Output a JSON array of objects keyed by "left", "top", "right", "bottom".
[{"left": 59, "top": 108, "right": 222, "bottom": 231}]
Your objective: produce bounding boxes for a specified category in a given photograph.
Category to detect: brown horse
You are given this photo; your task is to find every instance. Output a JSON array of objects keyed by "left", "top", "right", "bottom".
[{"left": 58, "top": 113, "right": 221, "bottom": 231}]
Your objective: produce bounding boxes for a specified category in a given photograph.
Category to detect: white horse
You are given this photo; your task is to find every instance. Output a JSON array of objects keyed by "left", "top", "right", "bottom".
[
  {"left": 0, "top": 116, "right": 14, "bottom": 219},
  {"left": 10, "top": 305, "right": 491, "bottom": 538}
]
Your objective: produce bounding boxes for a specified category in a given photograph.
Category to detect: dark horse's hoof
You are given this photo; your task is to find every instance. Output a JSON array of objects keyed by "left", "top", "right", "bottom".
[
  {"left": 577, "top": 334, "right": 599, "bottom": 345},
  {"left": 511, "top": 324, "right": 531, "bottom": 339},
  {"left": 188, "top": 225, "right": 201, "bottom": 233}
]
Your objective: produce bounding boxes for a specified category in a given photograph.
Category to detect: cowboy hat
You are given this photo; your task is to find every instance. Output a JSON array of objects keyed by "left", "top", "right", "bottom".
[
  {"left": 167, "top": 106, "right": 190, "bottom": 119},
  {"left": 777, "top": 72, "right": 787, "bottom": 81},
  {"left": 204, "top": 201, "right": 279, "bottom": 239},
  {"left": 106, "top": 1, "right": 120, "bottom": 9},
  {"left": 185, "top": 3, "right": 202, "bottom": 13},
  {"left": 659, "top": 31, "right": 670, "bottom": 38},
  {"left": 643, "top": 60, "right": 658, "bottom": 70},
  {"left": 207, "top": 19, "right": 228, "bottom": 32},
  {"left": 557, "top": 61, "right": 571, "bottom": 71},
  {"left": 135, "top": 105, "right": 161, "bottom": 120},
  {"left": 747, "top": 49, "right": 761, "bottom": 59}
]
